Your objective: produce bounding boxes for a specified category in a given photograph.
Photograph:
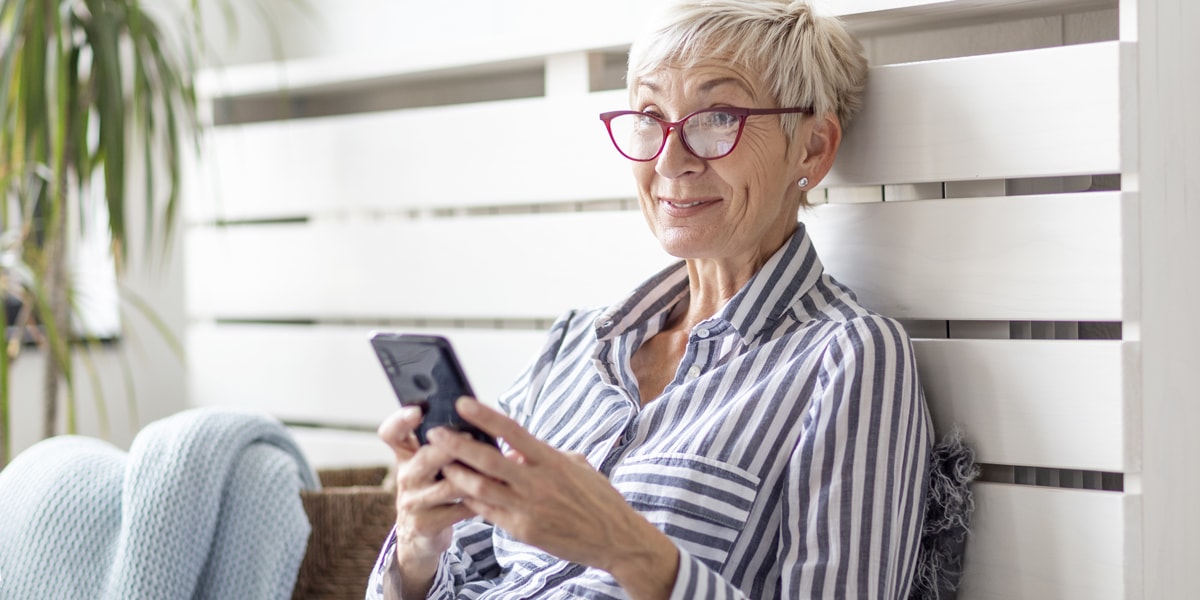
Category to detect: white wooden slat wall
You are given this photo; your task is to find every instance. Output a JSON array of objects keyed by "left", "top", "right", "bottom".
[
  {"left": 187, "top": 93, "right": 634, "bottom": 221},
  {"left": 958, "top": 482, "right": 1135, "bottom": 599},
  {"left": 185, "top": 0, "right": 1142, "bottom": 596},
  {"left": 185, "top": 212, "right": 672, "bottom": 321},
  {"left": 805, "top": 192, "right": 1125, "bottom": 321},
  {"left": 913, "top": 339, "right": 1131, "bottom": 472},
  {"left": 826, "top": 42, "right": 1126, "bottom": 186}
]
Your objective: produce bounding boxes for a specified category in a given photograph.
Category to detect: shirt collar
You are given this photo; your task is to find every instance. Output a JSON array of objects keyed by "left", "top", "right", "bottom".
[{"left": 594, "top": 224, "right": 825, "bottom": 344}]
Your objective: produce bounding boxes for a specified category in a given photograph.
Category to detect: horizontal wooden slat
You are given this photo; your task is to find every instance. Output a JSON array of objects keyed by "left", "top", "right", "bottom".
[
  {"left": 188, "top": 193, "right": 1121, "bottom": 323},
  {"left": 198, "top": 0, "right": 1115, "bottom": 98},
  {"left": 186, "top": 91, "right": 634, "bottom": 222},
  {"left": 827, "top": 0, "right": 1117, "bottom": 34},
  {"left": 287, "top": 426, "right": 394, "bottom": 470},
  {"left": 188, "top": 43, "right": 1126, "bottom": 222},
  {"left": 916, "top": 339, "right": 1130, "bottom": 471},
  {"left": 960, "top": 482, "right": 1135, "bottom": 599},
  {"left": 805, "top": 192, "right": 1125, "bottom": 321},
  {"left": 190, "top": 323, "right": 1132, "bottom": 471},
  {"left": 186, "top": 323, "right": 548, "bottom": 427},
  {"left": 185, "top": 211, "right": 673, "bottom": 321},
  {"left": 826, "top": 41, "right": 1125, "bottom": 186}
]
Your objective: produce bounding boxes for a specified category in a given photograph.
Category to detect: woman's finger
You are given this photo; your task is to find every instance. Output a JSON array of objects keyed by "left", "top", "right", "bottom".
[
  {"left": 397, "top": 442, "right": 459, "bottom": 488},
  {"left": 428, "top": 427, "right": 523, "bottom": 487},
  {"left": 440, "top": 462, "right": 519, "bottom": 511},
  {"left": 454, "top": 398, "right": 550, "bottom": 464},
  {"left": 377, "top": 406, "right": 424, "bottom": 460},
  {"left": 401, "top": 474, "right": 468, "bottom": 509}
]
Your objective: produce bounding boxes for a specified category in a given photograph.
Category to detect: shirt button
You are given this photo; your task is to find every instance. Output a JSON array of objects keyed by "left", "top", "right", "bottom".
[
  {"left": 696, "top": 327, "right": 710, "bottom": 339},
  {"left": 686, "top": 365, "right": 702, "bottom": 380}
]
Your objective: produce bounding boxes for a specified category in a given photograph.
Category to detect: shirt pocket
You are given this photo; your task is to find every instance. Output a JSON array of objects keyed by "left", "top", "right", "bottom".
[{"left": 611, "top": 453, "right": 760, "bottom": 571}]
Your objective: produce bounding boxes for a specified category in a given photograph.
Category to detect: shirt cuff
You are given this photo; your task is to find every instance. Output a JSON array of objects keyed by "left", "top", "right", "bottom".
[
  {"left": 668, "top": 546, "right": 744, "bottom": 600},
  {"left": 365, "top": 526, "right": 458, "bottom": 600},
  {"left": 425, "top": 552, "right": 459, "bottom": 600}
]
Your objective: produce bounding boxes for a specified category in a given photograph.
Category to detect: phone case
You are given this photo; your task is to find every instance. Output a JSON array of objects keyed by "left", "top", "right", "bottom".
[{"left": 370, "top": 332, "right": 496, "bottom": 447}]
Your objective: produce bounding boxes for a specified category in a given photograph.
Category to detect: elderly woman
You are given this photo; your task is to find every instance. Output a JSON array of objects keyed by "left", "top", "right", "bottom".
[{"left": 368, "top": 1, "right": 932, "bottom": 598}]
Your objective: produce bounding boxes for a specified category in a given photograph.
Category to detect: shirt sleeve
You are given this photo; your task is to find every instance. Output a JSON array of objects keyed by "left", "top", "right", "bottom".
[
  {"left": 667, "top": 315, "right": 933, "bottom": 600},
  {"left": 365, "top": 312, "right": 579, "bottom": 600},
  {"left": 493, "top": 309, "right": 577, "bottom": 423},
  {"left": 365, "top": 519, "right": 502, "bottom": 600}
]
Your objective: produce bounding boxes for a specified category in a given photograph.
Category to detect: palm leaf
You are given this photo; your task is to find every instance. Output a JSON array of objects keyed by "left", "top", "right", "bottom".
[
  {"left": 76, "top": 336, "right": 111, "bottom": 439},
  {"left": 119, "top": 282, "right": 185, "bottom": 364},
  {"left": 86, "top": 0, "right": 128, "bottom": 261},
  {"left": 1, "top": 0, "right": 285, "bottom": 464}
]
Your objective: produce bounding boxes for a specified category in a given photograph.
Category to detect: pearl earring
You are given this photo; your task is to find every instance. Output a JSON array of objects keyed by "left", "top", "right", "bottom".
[{"left": 798, "top": 177, "right": 809, "bottom": 189}]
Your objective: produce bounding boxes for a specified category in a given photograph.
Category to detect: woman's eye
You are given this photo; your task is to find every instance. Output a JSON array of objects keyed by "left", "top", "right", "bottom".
[{"left": 708, "top": 111, "right": 739, "bottom": 127}]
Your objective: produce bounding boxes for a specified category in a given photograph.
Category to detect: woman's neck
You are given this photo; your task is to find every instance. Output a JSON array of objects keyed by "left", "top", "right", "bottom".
[{"left": 674, "top": 254, "right": 764, "bottom": 331}]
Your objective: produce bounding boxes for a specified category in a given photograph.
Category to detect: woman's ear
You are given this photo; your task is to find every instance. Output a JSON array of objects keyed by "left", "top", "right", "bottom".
[{"left": 795, "top": 112, "right": 843, "bottom": 188}]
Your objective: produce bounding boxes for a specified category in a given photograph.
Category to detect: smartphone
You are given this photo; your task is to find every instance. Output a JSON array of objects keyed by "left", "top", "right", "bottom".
[{"left": 370, "top": 332, "right": 497, "bottom": 448}]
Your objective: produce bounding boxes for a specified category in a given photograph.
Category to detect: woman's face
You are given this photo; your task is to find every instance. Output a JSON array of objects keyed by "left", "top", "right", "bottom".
[{"left": 631, "top": 61, "right": 806, "bottom": 268}]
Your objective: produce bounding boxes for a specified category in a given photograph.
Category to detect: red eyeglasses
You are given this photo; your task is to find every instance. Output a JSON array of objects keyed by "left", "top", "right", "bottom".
[{"left": 599, "top": 106, "right": 813, "bottom": 161}]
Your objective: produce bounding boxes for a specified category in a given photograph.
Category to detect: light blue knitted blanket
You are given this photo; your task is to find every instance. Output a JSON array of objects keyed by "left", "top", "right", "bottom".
[{"left": 0, "top": 407, "right": 320, "bottom": 599}]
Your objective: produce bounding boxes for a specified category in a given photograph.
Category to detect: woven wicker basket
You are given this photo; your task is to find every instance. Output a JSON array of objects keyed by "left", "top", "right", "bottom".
[{"left": 293, "top": 467, "right": 396, "bottom": 600}]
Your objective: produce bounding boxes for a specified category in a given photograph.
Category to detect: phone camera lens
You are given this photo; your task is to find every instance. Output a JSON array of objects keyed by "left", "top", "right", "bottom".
[{"left": 413, "top": 373, "right": 434, "bottom": 392}]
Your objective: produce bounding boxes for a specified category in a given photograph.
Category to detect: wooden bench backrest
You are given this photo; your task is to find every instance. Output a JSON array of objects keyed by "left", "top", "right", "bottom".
[{"left": 186, "top": 1, "right": 1138, "bottom": 596}]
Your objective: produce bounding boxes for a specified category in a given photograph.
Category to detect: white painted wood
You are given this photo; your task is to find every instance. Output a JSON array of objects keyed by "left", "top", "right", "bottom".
[
  {"left": 187, "top": 323, "right": 549, "bottom": 427},
  {"left": 915, "top": 339, "right": 1129, "bottom": 471},
  {"left": 804, "top": 192, "right": 1125, "bottom": 321},
  {"left": 184, "top": 211, "right": 673, "bottom": 321},
  {"left": 866, "top": 13, "right": 1065, "bottom": 65},
  {"left": 884, "top": 182, "right": 943, "bottom": 201},
  {"left": 190, "top": 322, "right": 1130, "bottom": 472},
  {"left": 826, "top": 42, "right": 1124, "bottom": 186},
  {"left": 959, "top": 482, "right": 1134, "bottom": 599},
  {"left": 545, "top": 52, "right": 601, "bottom": 97},
  {"left": 191, "top": 43, "right": 1125, "bottom": 222},
  {"left": 186, "top": 91, "right": 634, "bottom": 222},
  {"left": 1135, "top": 0, "right": 1200, "bottom": 597},
  {"left": 196, "top": 2, "right": 667, "bottom": 98},
  {"left": 187, "top": 323, "right": 395, "bottom": 427},
  {"left": 820, "top": 0, "right": 1111, "bottom": 15},
  {"left": 289, "top": 426, "right": 394, "bottom": 470},
  {"left": 822, "top": 0, "right": 1115, "bottom": 35},
  {"left": 199, "top": 0, "right": 1115, "bottom": 97},
  {"left": 188, "top": 193, "right": 1123, "bottom": 323},
  {"left": 825, "top": 185, "right": 883, "bottom": 204}
]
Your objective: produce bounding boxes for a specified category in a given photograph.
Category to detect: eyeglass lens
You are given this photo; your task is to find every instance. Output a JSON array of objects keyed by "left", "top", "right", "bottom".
[{"left": 607, "top": 110, "right": 742, "bottom": 161}]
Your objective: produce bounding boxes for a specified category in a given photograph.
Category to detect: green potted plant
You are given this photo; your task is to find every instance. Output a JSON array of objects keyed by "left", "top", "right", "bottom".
[{"left": 0, "top": 0, "right": 206, "bottom": 466}]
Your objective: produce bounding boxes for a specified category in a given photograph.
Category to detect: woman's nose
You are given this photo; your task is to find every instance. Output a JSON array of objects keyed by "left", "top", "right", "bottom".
[{"left": 655, "top": 126, "right": 705, "bottom": 179}]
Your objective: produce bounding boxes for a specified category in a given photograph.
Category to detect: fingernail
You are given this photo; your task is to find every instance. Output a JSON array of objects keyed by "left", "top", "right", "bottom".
[
  {"left": 427, "top": 427, "right": 446, "bottom": 442},
  {"left": 456, "top": 397, "right": 478, "bottom": 415}
]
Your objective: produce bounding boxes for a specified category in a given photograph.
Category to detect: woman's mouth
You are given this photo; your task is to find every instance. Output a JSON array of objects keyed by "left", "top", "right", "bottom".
[{"left": 659, "top": 197, "right": 721, "bottom": 215}]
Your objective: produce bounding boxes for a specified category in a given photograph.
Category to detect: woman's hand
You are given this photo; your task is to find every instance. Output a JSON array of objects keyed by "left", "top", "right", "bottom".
[
  {"left": 377, "top": 406, "right": 476, "bottom": 599},
  {"left": 432, "top": 398, "right": 680, "bottom": 600}
]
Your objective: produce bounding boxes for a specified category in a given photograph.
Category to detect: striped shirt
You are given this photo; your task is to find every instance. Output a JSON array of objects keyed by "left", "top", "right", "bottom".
[{"left": 368, "top": 225, "right": 932, "bottom": 599}]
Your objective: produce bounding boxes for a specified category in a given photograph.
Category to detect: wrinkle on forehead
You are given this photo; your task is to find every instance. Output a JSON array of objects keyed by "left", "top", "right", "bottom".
[{"left": 634, "top": 63, "right": 768, "bottom": 106}]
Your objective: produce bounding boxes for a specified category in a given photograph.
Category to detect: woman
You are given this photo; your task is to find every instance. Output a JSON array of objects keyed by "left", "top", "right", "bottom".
[{"left": 368, "top": 1, "right": 932, "bottom": 598}]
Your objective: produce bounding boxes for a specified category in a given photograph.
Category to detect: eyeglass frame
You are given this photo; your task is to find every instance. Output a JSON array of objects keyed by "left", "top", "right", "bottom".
[{"left": 598, "top": 106, "right": 814, "bottom": 162}]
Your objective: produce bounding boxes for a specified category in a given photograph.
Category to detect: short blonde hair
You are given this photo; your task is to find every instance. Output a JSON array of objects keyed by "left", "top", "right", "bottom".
[{"left": 627, "top": 0, "right": 868, "bottom": 136}]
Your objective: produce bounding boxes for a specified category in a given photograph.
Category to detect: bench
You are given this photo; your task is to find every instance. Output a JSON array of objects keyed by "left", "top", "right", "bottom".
[{"left": 185, "top": 0, "right": 1198, "bottom": 595}]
